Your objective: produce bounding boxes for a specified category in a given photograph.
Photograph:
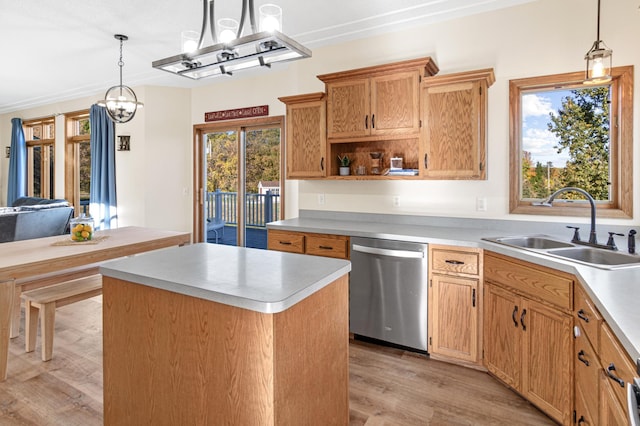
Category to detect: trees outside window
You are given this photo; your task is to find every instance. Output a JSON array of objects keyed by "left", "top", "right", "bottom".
[
  {"left": 23, "top": 117, "right": 55, "bottom": 199},
  {"left": 509, "top": 66, "right": 633, "bottom": 218},
  {"left": 65, "top": 111, "right": 91, "bottom": 214}
]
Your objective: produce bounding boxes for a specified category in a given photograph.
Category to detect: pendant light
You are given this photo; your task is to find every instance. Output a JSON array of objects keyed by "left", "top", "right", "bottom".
[
  {"left": 98, "top": 34, "right": 144, "bottom": 123},
  {"left": 152, "top": 0, "right": 311, "bottom": 80},
  {"left": 584, "top": 0, "right": 612, "bottom": 84}
]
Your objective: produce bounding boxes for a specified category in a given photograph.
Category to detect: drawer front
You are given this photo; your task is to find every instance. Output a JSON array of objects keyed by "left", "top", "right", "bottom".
[
  {"left": 267, "top": 230, "right": 305, "bottom": 254},
  {"left": 431, "top": 248, "right": 479, "bottom": 276},
  {"left": 574, "top": 285, "right": 602, "bottom": 348},
  {"left": 484, "top": 252, "right": 573, "bottom": 310},
  {"left": 575, "top": 324, "right": 600, "bottom": 421},
  {"left": 306, "top": 234, "right": 349, "bottom": 259},
  {"left": 599, "top": 323, "right": 636, "bottom": 411}
]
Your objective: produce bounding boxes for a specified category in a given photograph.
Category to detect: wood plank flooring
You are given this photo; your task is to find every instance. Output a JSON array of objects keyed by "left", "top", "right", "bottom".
[{"left": 0, "top": 296, "right": 556, "bottom": 425}]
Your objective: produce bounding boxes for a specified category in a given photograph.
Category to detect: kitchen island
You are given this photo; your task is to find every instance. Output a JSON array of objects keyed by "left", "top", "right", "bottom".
[{"left": 99, "top": 243, "right": 351, "bottom": 426}]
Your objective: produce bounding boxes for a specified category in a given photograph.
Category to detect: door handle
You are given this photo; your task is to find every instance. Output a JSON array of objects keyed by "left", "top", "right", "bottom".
[
  {"left": 445, "top": 260, "right": 464, "bottom": 265},
  {"left": 577, "top": 309, "right": 589, "bottom": 323},
  {"left": 424, "top": 154, "right": 428, "bottom": 169},
  {"left": 320, "top": 157, "right": 324, "bottom": 171},
  {"left": 512, "top": 306, "right": 519, "bottom": 327},
  {"left": 472, "top": 288, "right": 476, "bottom": 308},
  {"left": 520, "top": 309, "right": 527, "bottom": 331},
  {"left": 607, "top": 363, "right": 625, "bottom": 387},
  {"left": 577, "top": 350, "right": 590, "bottom": 366},
  {"left": 365, "top": 115, "right": 368, "bottom": 129},
  {"left": 371, "top": 114, "right": 375, "bottom": 129},
  {"left": 352, "top": 244, "right": 425, "bottom": 259}
]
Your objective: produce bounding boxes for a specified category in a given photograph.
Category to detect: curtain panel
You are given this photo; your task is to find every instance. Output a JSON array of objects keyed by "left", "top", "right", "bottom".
[
  {"left": 89, "top": 104, "right": 118, "bottom": 230},
  {"left": 7, "top": 118, "right": 27, "bottom": 206}
]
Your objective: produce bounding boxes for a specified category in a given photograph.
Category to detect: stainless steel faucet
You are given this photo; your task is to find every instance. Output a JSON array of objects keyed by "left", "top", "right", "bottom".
[{"left": 535, "top": 187, "right": 609, "bottom": 249}]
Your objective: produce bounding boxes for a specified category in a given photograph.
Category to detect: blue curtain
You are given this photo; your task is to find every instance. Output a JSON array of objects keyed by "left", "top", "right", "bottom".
[
  {"left": 7, "top": 118, "right": 27, "bottom": 206},
  {"left": 89, "top": 104, "right": 118, "bottom": 229}
]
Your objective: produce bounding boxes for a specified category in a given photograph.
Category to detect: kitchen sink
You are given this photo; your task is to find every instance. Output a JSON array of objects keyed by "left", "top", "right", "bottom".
[
  {"left": 490, "top": 236, "right": 574, "bottom": 250},
  {"left": 546, "top": 247, "right": 640, "bottom": 268},
  {"left": 483, "top": 234, "right": 640, "bottom": 270}
]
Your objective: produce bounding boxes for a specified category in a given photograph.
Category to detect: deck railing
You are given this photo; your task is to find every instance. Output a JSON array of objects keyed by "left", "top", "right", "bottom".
[{"left": 205, "top": 190, "right": 280, "bottom": 227}]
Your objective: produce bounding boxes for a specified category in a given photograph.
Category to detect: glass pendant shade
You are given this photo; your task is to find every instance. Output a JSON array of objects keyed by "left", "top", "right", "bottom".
[
  {"left": 259, "top": 4, "right": 282, "bottom": 32},
  {"left": 585, "top": 41, "right": 612, "bottom": 84}
]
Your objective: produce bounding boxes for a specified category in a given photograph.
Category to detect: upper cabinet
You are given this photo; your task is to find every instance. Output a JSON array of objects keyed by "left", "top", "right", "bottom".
[
  {"left": 278, "top": 92, "right": 327, "bottom": 179},
  {"left": 420, "top": 69, "right": 495, "bottom": 180},
  {"left": 318, "top": 57, "right": 438, "bottom": 141}
]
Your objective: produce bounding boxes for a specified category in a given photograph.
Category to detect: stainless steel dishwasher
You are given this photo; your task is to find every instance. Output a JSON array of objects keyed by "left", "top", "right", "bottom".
[{"left": 349, "top": 237, "right": 428, "bottom": 352}]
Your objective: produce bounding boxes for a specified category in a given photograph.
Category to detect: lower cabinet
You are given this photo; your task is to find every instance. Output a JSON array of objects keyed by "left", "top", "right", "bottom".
[
  {"left": 484, "top": 252, "right": 574, "bottom": 425},
  {"left": 428, "top": 245, "right": 482, "bottom": 365},
  {"left": 599, "top": 372, "right": 628, "bottom": 425}
]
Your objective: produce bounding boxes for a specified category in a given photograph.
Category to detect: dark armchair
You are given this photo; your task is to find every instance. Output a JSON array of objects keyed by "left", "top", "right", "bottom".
[{"left": 0, "top": 197, "right": 74, "bottom": 243}]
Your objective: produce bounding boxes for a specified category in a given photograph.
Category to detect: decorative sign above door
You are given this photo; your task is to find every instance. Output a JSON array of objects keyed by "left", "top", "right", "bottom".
[{"left": 204, "top": 105, "right": 269, "bottom": 122}]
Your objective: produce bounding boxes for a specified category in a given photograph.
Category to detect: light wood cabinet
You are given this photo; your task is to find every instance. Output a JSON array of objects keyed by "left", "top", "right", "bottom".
[
  {"left": 484, "top": 251, "right": 573, "bottom": 425},
  {"left": 319, "top": 58, "right": 437, "bottom": 140},
  {"left": 268, "top": 229, "right": 349, "bottom": 260},
  {"left": 428, "top": 245, "right": 482, "bottom": 365},
  {"left": 600, "top": 322, "right": 636, "bottom": 419},
  {"left": 278, "top": 93, "right": 327, "bottom": 179},
  {"left": 420, "top": 69, "right": 494, "bottom": 179},
  {"left": 600, "top": 372, "right": 629, "bottom": 426}
]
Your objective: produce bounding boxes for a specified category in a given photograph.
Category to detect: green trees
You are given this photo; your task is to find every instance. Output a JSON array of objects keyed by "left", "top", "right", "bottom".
[
  {"left": 522, "top": 86, "right": 610, "bottom": 201},
  {"left": 206, "top": 128, "right": 280, "bottom": 193}
]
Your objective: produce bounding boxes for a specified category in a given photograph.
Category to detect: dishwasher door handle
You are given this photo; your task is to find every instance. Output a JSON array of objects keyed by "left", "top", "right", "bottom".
[{"left": 352, "top": 244, "right": 425, "bottom": 259}]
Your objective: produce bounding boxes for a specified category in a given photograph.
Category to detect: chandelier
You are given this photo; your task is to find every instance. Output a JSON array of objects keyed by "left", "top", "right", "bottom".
[
  {"left": 152, "top": 0, "right": 311, "bottom": 80},
  {"left": 584, "top": 0, "right": 612, "bottom": 84},
  {"left": 98, "top": 34, "right": 144, "bottom": 123}
]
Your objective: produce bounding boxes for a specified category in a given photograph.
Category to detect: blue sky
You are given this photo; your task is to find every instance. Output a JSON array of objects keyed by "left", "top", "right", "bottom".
[{"left": 521, "top": 89, "right": 573, "bottom": 168}]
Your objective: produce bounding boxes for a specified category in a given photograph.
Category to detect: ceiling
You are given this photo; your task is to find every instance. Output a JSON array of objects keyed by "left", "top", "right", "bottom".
[{"left": 0, "top": 0, "right": 535, "bottom": 115}]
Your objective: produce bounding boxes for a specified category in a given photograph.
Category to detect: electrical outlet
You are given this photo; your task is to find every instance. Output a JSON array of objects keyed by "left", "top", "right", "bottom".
[
  {"left": 476, "top": 197, "right": 487, "bottom": 212},
  {"left": 393, "top": 196, "right": 400, "bottom": 207},
  {"left": 317, "top": 193, "right": 325, "bottom": 205}
]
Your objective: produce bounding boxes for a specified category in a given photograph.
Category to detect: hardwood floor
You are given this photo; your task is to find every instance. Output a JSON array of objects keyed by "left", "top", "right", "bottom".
[{"left": 1, "top": 296, "right": 556, "bottom": 425}]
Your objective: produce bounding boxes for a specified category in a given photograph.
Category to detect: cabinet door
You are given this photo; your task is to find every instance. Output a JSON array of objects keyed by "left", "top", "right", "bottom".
[
  {"left": 421, "top": 80, "right": 485, "bottom": 179},
  {"left": 430, "top": 275, "right": 479, "bottom": 362},
  {"left": 574, "top": 324, "right": 600, "bottom": 425},
  {"left": 599, "top": 373, "right": 628, "bottom": 426},
  {"left": 520, "top": 298, "right": 573, "bottom": 425},
  {"left": 286, "top": 100, "right": 327, "bottom": 178},
  {"left": 326, "top": 79, "right": 369, "bottom": 139},
  {"left": 484, "top": 283, "right": 521, "bottom": 389},
  {"left": 370, "top": 71, "right": 420, "bottom": 136}
]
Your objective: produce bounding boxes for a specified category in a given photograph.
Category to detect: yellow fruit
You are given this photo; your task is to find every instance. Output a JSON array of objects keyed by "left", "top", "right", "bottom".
[
  {"left": 83, "top": 225, "right": 92, "bottom": 232},
  {"left": 73, "top": 224, "right": 84, "bottom": 233},
  {"left": 81, "top": 231, "right": 90, "bottom": 239},
  {"left": 71, "top": 234, "right": 79, "bottom": 241}
]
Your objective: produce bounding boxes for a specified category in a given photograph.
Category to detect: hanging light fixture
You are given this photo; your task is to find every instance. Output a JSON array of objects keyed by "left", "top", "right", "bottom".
[
  {"left": 584, "top": 0, "right": 612, "bottom": 84},
  {"left": 98, "top": 34, "right": 144, "bottom": 123},
  {"left": 152, "top": 0, "right": 311, "bottom": 80}
]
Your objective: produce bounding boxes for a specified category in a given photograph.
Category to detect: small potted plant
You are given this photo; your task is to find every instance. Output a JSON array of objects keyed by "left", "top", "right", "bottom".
[{"left": 337, "top": 155, "right": 351, "bottom": 176}]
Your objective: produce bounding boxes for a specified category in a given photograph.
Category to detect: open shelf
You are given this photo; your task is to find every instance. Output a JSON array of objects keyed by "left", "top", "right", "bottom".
[{"left": 329, "top": 138, "right": 420, "bottom": 178}]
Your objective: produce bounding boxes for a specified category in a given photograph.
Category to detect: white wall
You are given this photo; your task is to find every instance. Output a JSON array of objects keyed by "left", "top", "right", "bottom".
[{"left": 1, "top": 0, "right": 638, "bottom": 233}]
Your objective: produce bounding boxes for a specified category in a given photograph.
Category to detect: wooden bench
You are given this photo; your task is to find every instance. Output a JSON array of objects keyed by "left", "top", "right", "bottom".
[{"left": 21, "top": 274, "right": 102, "bottom": 361}]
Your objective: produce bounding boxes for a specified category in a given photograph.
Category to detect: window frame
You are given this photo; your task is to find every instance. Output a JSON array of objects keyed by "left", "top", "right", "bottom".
[
  {"left": 23, "top": 117, "right": 56, "bottom": 199},
  {"left": 193, "top": 116, "right": 285, "bottom": 243},
  {"left": 509, "top": 66, "right": 633, "bottom": 219},
  {"left": 64, "top": 110, "right": 91, "bottom": 215}
]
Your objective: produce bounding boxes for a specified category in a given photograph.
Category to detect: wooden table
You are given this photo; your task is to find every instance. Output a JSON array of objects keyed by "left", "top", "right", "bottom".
[{"left": 0, "top": 226, "right": 191, "bottom": 381}]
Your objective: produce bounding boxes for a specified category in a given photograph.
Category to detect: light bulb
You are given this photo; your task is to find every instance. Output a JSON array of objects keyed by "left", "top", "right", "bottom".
[
  {"left": 218, "top": 18, "right": 238, "bottom": 44},
  {"left": 259, "top": 4, "right": 282, "bottom": 32},
  {"left": 592, "top": 57, "right": 605, "bottom": 78}
]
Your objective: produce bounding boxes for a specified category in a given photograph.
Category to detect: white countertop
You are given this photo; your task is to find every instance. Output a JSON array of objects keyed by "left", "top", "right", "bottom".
[
  {"left": 268, "top": 217, "right": 640, "bottom": 361},
  {"left": 99, "top": 243, "right": 351, "bottom": 314}
]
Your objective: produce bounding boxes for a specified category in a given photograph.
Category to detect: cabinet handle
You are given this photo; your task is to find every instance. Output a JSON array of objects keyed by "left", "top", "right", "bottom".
[
  {"left": 577, "top": 309, "right": 589, "bottom": 323},
  {"left": 520, "top": 309, "right": 527, "bottom": 331},
  {"left": 445, "top": 259, "right": 464, "bottom": 265},
  {"left": 472, "top": 288, "right": 476, "bottom": 308},
  {"left": 318, "top": 245, "right": 333, "bottom": 250},
  {"left": 365, "top": 115, "right": 368, "bottom": 129},
  {"left": 320, "top": 157, "right": 324, "bottom": 171},
  {"left": 371, "top": 114, "right": 375, "bottom": 129},
  {"left": 279, "top": 241, "right": 292, "bottom": 245},
  {"left": 577, "top": 416, "right": 585, "bottom": 425},
  {"left": 577, "top": 350, "right": 590, "bottom": 366},
  {"left": 606, "top": 363, "right": 625, "bottom": 387},
  {"left": 512, "top": 306, "right": 519, "bottom": 327},
  {"left": 424, "top": 154, "right": 428, "bottom": 169}
]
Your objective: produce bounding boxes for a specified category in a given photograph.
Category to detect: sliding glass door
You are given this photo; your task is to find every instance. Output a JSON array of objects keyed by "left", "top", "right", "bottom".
[{"left": 196, "top": 117, "right": 283, "bottom": 248}]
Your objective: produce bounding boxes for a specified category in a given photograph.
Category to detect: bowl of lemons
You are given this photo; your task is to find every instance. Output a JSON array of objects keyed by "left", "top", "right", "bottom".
[{"left": 70, "top": 214, "right": 94, "bottom": 242}]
